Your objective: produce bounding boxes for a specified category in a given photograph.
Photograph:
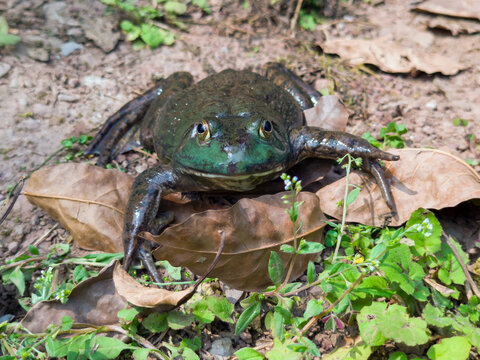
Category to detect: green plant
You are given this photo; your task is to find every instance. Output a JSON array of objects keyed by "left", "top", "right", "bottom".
[
  {"left": 102, "top": 0, "right": 210, "bottom": 49},
  {"left": 0, "top": 16, "right": 21, "bottom": 47},
  {"left": 363, "top": 121, "right": 408, "bottom": 150},
  {"left": 60, "top": 134, "right": 92, "bottom": 161}
]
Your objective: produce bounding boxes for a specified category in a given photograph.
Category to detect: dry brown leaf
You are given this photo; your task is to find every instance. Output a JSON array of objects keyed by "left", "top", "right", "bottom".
[
  {"left": 22, "top": 261, "right": 126, "bottom": 333},
  {"left": 425, "top": 16, "right": 480, "bottom": 35},
  {"left": 413, "top": 0, "right": 480, "bottom": 21},
  {"left": 113, "top": 261, "right": 194, "bottom": 309},
  {"left": 319, "top": 38, "right": 466, "bottom": 75},
  {"left": 149, "top": 192, "right": 326, "bottom": 291},
  {"left": 24, "top": 163, "right": 131, "bottom": 252},
  {"left": 304, "top": 95, "right": 349, "bottom": 131},
  {"left": 316, "top": 148, "right": 480, "bottom": 227}
]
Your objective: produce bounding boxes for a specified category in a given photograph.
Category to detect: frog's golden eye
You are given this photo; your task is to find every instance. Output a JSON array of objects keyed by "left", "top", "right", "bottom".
[
  {"left": 259, "top": 120, "right": 273, "bottom": 139},
  {"left": 196, "top": 120, "right": 211, "bottom": 142}
]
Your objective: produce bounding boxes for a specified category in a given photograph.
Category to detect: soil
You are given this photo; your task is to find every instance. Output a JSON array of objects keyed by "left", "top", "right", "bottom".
[{"left": 1, "top": 0, "right": 479, "bottom": 358}]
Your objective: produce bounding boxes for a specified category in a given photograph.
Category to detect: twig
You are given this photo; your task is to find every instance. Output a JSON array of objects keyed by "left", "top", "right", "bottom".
[
  {"left": 289, "top": 0, "right": 304, "bottom": 33},
  {"left": 0, "top": 255, "right": 48, "bottom": 273},
  {"left": 443, "top": 231, "right": 480, "bottom": 299},
  {"left": 16, "top": 223, "right": 59, "bottom": 257}
]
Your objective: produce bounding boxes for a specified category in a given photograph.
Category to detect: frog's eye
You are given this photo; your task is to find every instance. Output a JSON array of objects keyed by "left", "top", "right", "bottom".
[
  {"left": 259, "top": 120, "right": 273, "bottom": 139},
  {"left": 196, "top": 120, "right": 211, "bottom": 142}
]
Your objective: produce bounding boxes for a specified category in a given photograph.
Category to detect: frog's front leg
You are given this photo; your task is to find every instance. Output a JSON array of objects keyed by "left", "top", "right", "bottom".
[
  {"left": 291, "top": 127, "right": 399, "bottom": 209},
  {"left": 123, "top": 165, "right": 200, "bottom": 283}
]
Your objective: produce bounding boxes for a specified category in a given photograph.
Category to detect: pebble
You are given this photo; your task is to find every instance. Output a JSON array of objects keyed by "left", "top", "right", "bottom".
[
  {"left": 7, "top": 241, "right": 19, "bottom": 253},
  {"left": 210, "top": 338, "right": 233, "bottom": 357},
  {"left": 58, "top": 93, "right": 80, "bottom": 102},
  {"left": 61, "top": 41, "right": 83, "bottom": 57},
  {"left": 425, "top": 100, "right": 437, "bottom": 111},
  {"left": 32, "top": 103, "right": 53, "bottom": 118},
  {"left": 0, "top": 63, "right": 11, "bottom": 78}
]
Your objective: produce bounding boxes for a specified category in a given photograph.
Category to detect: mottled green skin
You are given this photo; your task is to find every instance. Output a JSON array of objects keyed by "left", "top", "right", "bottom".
[{"left": 151, "top": 70, "right": 303, "bottom": 190}]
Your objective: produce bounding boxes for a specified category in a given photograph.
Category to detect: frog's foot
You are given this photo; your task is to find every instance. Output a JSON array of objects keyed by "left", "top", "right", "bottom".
[{"left": 291, "top": 127, "right": 399, "bottom": 209}]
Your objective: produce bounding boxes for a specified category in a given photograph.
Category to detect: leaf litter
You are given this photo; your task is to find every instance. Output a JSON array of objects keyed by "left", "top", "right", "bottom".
[{"left": 21, "top": 92, "right": 480, "bottom": 334}]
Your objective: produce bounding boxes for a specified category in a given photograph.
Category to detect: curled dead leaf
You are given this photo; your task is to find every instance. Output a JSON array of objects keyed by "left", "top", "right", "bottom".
[
  {"left": 412, "top": 0, "right": 480, "bottom": 21},
  {"left": 22, "top": 261, "right": 126, "bottom": 333},
  {"left": 24, "top": 163, "right": 131, "bottom": 252},
  {"left": 319, "top": 38, "right": 466, "bottom": 75},
  {"left": 316, "top": 148, "right": 480, "bottom": 226},
  {"left": 424, "top": 16, "right": 480, "bottom": 36},
  {"left": 113, "top": 261, "right": 194, "bottom": 309},
  {"left": 148, "top": 192, "right": 326, "bottom": 291}
]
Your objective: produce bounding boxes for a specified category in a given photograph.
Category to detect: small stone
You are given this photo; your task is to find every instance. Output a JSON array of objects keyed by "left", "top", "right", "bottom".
[
  {"left": 58, "top": 93, "right": 80, "bottom": 102},
  {"left": 210, "top": 338, "right": 233, "bottom": 357},
  {"left": 61, "top": 41, "right": 83, "bottom": 56},
  {"left": 425, "top": 100, "right": 437, "bottom": 111},
  {"left": 239, "top": 332, "right": 252, "bottom": 344},
  {"left": 0, "top": 63, "right": 11, "bottom": 78},
  {"left": 26, "top": 47, "right": 49, "bottom": 62},
  {"left": 7, "top": 241, "right": 19, "bottom": 253}
]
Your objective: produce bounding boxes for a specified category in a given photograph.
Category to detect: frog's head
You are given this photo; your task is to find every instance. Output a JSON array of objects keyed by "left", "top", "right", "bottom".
[{"left": 173, "top": 107, "right": 292, "bottom": 191}]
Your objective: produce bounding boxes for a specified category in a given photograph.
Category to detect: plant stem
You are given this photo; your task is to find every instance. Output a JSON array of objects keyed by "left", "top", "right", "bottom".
[{"left": 332, "top": 155, "right": 352, "bottom": 263}]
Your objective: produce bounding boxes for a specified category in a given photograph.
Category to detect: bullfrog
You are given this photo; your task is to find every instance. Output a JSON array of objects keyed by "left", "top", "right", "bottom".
[{"left": 85, "top": 62, "right": 399, "bottom": 282}]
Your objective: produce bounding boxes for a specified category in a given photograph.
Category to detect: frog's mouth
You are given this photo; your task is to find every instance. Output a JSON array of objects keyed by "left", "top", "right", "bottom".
[{"left": 181, "top": 163, "right": 286, "bottom": 180}]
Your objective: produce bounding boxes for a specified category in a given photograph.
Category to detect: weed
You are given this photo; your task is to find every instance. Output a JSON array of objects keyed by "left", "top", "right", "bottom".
[{"left": 363, "top": 121, "right": 408, "bottom": 150}]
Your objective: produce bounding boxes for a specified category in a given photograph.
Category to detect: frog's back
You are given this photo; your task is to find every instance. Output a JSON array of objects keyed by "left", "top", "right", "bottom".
[{"left": 153, "top": 69, "right": 304, "bottom": 157}]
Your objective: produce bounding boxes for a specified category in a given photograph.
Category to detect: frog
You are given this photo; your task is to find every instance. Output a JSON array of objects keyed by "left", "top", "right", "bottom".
[{"left": 85, "top": 62, "right": 399, "bottom": 283}]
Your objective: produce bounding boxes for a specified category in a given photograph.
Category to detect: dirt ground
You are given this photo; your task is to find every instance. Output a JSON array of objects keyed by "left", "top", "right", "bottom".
[{"left": 1, "top": 0, "right": 479, "bottom": 356}]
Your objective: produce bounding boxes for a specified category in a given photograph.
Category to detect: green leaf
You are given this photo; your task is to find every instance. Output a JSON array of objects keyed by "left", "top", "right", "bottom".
[
  {"left": 405, "top": 208, "right": 442, "bottom": 256},
  {"left": 299, "top": 13, "right": 316, "bottom": 31},
  {"left": 380, "top": 244, "right": 429, "bottom": 300},
  {"left": 118, "top": 307, "right": 141, "bottom": 323},
  {"left": 62, "top": 315, "right": 73, "bottom": 331},
  {"left": 453, "top": 118, "right": 468, "bottom": 127},
  {"left": 90, "top": 336, "right": 132, "bottom": 360},
  {"left": 427, "top": 336, "right": 471, "bottom": 360},
  {"left": 73, "top": 265, "right": 89, "bottom": 283},
  {"left": 206, "top": 295, "right": 234, "bottom": 323},
  {"left": 192, "top": 0, "right": 212, "bottom": 13},
  {"left": 192, "top": 300, "right": 215, "bottom": 324},
  {"left": 0, "top": 16, "right": 8, "bottom": 34},
  {"left": 280, "top": 244, "right": 295, "bottom": 253},
  {"left": 235, "top": 347, "right": 265, "bottom": 360},
  {"left": 268, "top": 251, "right": 284, "bottom": 285},
  {"left": 389, "top": 351, "right": 408, "bottom": 360},
  {"left": 357, "top": 302, "right": 388, "bottom": 347},
  {"left": 273, "top": 307, "right": 285, "bottom": 340},
  {"left": 132, "top": 348, "right": 153, "bottom": 360},
  {"left": 46, "top": 338, "right": 69, "bottom": 358},
  {"left": 159, "top": 260, "right": 182, "bottom": 280},
  {"left": 165, "top": 1, "right": 187, "bottom": 14},
  {"left": 28, "top": 245, "right": 39, "bottom": 255},
  {"left": 0, "top": 33, "right": 20, "bottom": 46},
  {"left": 303, "top": 299, "right": 323, "bottom": 318},
  {"left": 307, "top": 261, "right": 315, "bottom": 284},
  {"left": 346, "top": 187, "right": 361, "bottom": 206},
  {"left": 369, "top": 242, "right": 386, "bottom": 261},
  {"left": 422, "top": 303, "right": 454, "bottom": 328},
  {"left": 2, "top": 267, "right": 25, "bottom": 295},
  {"left": 142, "top": 312, "right": 168, "bottom": 333},
  {"left": 376, "top": 304, "right": 429, "bottom": 346},
  {"left": 235, "top": 302, "right": 261, "bottom": 335},
  {"left": 265, "top": 338, "right": 303, "bottom": 360},
  {"left": 297, "top": 240, "right": 325, "bottom": 255},
  {"left": 167, "top": 311, "right": 194, "bottom": 330}
]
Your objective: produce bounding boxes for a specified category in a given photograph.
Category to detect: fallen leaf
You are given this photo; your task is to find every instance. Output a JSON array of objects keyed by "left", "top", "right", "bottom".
[
  {"left": 319, "top": 38, "right": 466, "bottom": 75},
  {"left": 113, "top": 261, "right": 194, "bottom": 309},
  {"left": 424, "top": 15, "right": 480, "bottom": 35},
  {"left": 316, "top": 148, "right": 480, "bottom": 226},
  {"left": 413, "top": 0, "right": 480, "bottom": 21},
  {"left": 149, "top": 192, "right": 326, "bottom": 291},
  {"left": 304, "top": 95, "right": 348, "bottom": 131},
  {"left": 24, "top": 163, "right": 131, "bottom": 252},
  {"left": 22, "top": 261, "right": 126, "bottom": 333}
]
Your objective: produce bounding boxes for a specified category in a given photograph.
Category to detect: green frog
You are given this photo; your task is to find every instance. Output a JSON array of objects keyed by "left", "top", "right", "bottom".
[{"left": 85, "top": 63, "right": 398, "bottom": 282}]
